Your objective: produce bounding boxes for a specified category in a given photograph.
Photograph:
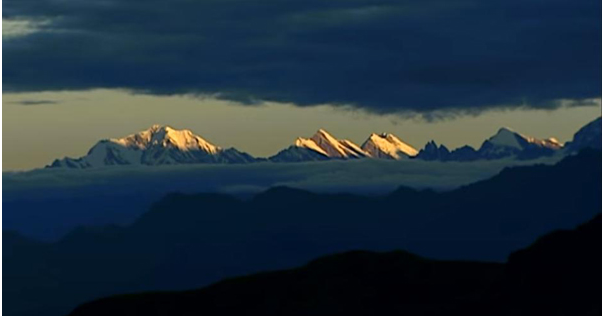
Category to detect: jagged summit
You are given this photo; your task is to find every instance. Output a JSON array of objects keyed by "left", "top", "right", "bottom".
[
  {"left": 270, "top": 129, "right": 366, "bottom": 162},
  {"left": 315, "top": 128, "right": 331, "bottom": 136},
  {"left": 298, "top": 129, "right": 368, "bottom": 159},
  {"left": 415, "top": 140, "right": 480, "bottom": 162},
  {"left": 361, "top": 132, "right": 418, "bottom": 159}
]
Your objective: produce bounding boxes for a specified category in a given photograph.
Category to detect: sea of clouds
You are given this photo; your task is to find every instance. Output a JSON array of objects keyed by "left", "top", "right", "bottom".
[{"left": 4, "top": 157, "right": 564, "bottom": 241}]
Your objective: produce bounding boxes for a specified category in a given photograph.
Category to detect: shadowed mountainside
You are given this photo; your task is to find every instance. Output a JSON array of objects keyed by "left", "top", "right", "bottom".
[
  {"left": 68, "top": 213, "right": 602, "bottom": 316},
  {"left": 3, "top": 150, "right": 601, "bottom": 316},
  {"left": 69, "top": 251, "right": 504, "bottom": 316}
]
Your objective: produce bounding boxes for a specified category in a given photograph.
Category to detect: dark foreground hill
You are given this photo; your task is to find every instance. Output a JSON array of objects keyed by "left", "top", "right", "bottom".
[
  {"left": 3, "top": 150, "right": 601, "bottom": 316},
  {"left": 69, "top": 213, "right": 602, "bottom": 316}
]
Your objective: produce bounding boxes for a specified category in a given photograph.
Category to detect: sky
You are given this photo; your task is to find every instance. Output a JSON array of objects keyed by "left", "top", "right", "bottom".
[{"left": 2, "top": 0, "right": 601, "bottom": 170}]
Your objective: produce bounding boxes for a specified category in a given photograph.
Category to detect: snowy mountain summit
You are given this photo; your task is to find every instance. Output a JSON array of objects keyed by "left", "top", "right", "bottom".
[
  {"left": 478, "top": 127, "right": 563, "bottom": 160},
  {"left": 298, "top": 129, "right": 369, "bottom": 159},
  {"left": 270, "top": 129, "right": 417, "bottom": 162},
  {"left": 361, "top": 133, "right": 418, "bottom": 159},
  {"left": 270, "top": 129, "right": 368, "bottom": 162},
  {"left": 48, "top": 125, "right": 256, "bottom": 168},
  {"left": 112, "top": 124, "right": 221, "bottom": 153},
  {"left": 486, "top": 127, "right": 561, "bottom": 150}
]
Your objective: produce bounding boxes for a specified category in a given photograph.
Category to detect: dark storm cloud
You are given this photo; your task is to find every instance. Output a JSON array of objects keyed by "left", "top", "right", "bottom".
[{"left": 3, "top": 0, "right": 601, "bottom": 114}]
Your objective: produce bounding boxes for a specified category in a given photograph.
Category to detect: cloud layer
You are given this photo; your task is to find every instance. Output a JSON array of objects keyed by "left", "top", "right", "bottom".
[
  {"left": 3, "top": 0, "right": 601, "bottom": 114},
  {"left": 3, "top": 157, "right": 563, "bottom": 240},
  {"left": 4, "top": 156, "right": 563, "bottom": 198}
]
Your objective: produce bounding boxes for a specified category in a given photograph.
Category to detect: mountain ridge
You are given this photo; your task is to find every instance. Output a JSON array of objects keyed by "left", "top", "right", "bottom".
[
  {"left": 66, "top": 212, "right": 602, "bottom": 316},
  {"left": 5, "top": 149, "right": 601, "bottom": 316},
  {"left": 415, "top": 118, "right": 601, "bottom": 161},
  {"left": 46, "top": 117, "right": 600, "bottom": 168}
]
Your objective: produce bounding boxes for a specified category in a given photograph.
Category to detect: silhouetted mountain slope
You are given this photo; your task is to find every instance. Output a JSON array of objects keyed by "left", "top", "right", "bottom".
[
  {"left": 500, "top": 214, "right": 602, "bottom": 315},
  {"left": 2, "top": 231, "right": 48, "bottom": 263},
  {"left": 409, "top": 149, "right": 601, "bottom": 258},
  {"left": 3, "top": 150, "right": 601, "bottom": 316},
  {"left": 69, "top": 251, "right": 503, "bottom": 316},
  {"left": 69, "top": 214, "right": 602, "bottom": 316}
]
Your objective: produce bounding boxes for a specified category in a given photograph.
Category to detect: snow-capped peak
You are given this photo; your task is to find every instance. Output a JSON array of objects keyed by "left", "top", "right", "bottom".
[
  {"left": 361, "top": 133, "right": 418, "bottom": 159},
  {"left": 534, "top": 137, "right": 563, "bottom": 149},
  {"left": 487, "top": 127, "right": 562, "bottom": 150},
  {"left": 110, "top": 124, "right": 221, "bottom": 154},
  {"left": 487, "top": 127, "right": 523, "bottom": 149},
  {"left": 310, "top": 129, "right": 341, "bottom": 150},
  {"left": 293, "top": 129, "right": 368, "bottom": 159},
  {"left": 294, "top": 137, "right": 328, "bottom": 156},
  {"left": 47, "top": 124, "right": 261, "bottom": 168}
]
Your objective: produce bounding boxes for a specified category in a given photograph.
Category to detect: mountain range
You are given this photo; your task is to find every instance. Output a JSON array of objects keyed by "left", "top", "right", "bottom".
[
  {"left": 67, "top": 212, "right": 602, "bottom": 316},
  {"left": 417, "top": 127, "right": 561, "bottom": 161},
  {"left": 48, "top": 117, "right": 601, "bottom": 168},
  {"left": 5, "top": 149, "right": 601, "bottom": 316},
  {"left": 417, "top": 118, "right": 600, "bottom": 161}
]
